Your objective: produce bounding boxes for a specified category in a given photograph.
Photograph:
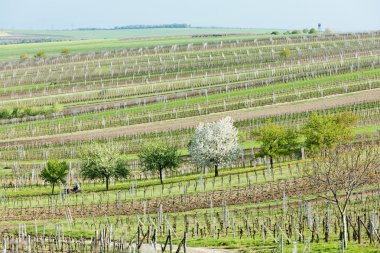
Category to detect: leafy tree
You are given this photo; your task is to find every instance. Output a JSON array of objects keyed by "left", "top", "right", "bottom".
[
  {"left": 34, "top": 51, "right": 46, "bottom": 58},
  {"left": 271, "top": 31, "right": 280, "bottom": 35},
  {"left": 189, "top": 117, "right": 241, "bottom": 177},
  {"left": 139, "top": 143, "right": 180, "bottom": 184},
  {"left": 80, "top": 144, "right": 130, "bottom": 190},
  {"left": 303, "top": 112, "right": 359, "bottom": 153},
  {"left": 61, "top": 48, "right": 71, "bottom": 55},
  {"left": 305, "top": 144, "right": 380, "bottom": 248},
  {"left": 309, "top": 28, "right": 317, "bottom": 34},
  {"left": 253, "top": 123, "right": 299, "bottom": 170},
  {"left": 279, "top": 48, "right": 291, "bottom": 58},
  {"left": 302, "top": 28, "right": 309, "bottom": 34},
  {"left": 291, "top": 30, "right": 301, "bottom": 34},
  {"left": 40, "top": 160, "right": 69, "bottom": 194}
]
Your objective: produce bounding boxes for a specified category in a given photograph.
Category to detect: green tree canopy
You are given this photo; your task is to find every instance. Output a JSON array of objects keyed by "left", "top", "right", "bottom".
[
  {"left": 80, "top": 143, "right": 130, "bottom": 190},
  {"left": 139, "top": 143, "right": 180, "bottom": 184},
  {"left": 303, "top": 112, "right": 359, "bottom": 153},
  {"left": 309, "top": 28, "right": 317, "bottom": 34},
  {"left": 40, "top": 160, "right": 69, "bottom": 194},
  {"left": 253, "top": 123, "right": 300, "bottom": 170}
]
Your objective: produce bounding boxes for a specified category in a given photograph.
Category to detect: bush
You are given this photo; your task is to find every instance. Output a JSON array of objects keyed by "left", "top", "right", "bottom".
[
  {"left": 0, "top": 104, "right": 63, "bottom": 120},
  {"left": 34, "top": 51, "right": 46, "bottom": 58},
  {"left": 271, "top": 31, "right": 280, "bottom": 35},
  {"left": 61, "top": 48, "right": 71, "bottom": 55},
  {"left": 291, "top": 30, "right": 301, "bottom": 34},
  {"left": 0, "top": 108, "right": 12, "bottom": 119},
  {"left": 279, "top": 48, "right": 291, "bottom": 58},
  {"left": 20, "top": 54, "right": 28, "bottom": 61},
  {"left": 302, "top": 28, "right": 309, "bottom": 33},
  {"left": 12, "top": 107, "right": 26, "bottom": 118}
]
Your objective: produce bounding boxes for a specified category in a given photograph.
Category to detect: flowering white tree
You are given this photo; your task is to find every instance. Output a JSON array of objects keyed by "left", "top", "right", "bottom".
[{"left": 189, "top": 117, "right": 241, "bottom": 177}]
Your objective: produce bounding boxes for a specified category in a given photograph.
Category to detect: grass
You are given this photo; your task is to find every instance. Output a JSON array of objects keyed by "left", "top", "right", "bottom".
[
  {"left": 0, "top": 32, "right": 277, "bottom": 61},
  {"left": 0, "top": 167, "right": 12, "bottom": 176},
  {"left": 8, "top": 28, "right": 284, "bottom": 40}
]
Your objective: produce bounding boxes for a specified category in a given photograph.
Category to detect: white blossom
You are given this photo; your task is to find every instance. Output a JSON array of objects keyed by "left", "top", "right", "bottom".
[{"left": 189, "top": 117, "right": 241, "bottom": 173}]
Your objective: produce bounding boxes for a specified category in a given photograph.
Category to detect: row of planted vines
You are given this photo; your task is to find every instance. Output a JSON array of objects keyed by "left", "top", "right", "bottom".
[{"left": 1, "top": 31, "right": 380, "bottom": 252}]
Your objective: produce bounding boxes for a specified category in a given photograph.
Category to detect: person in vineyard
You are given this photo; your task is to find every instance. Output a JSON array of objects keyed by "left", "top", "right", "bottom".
[{"left": 73, "top": 182, "right": 80, "bottom": 192}]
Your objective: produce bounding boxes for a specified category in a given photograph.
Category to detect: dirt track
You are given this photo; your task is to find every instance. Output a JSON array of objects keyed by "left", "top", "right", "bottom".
[{"left": 1, "top": 89, "right": 380, "bottom": 148}]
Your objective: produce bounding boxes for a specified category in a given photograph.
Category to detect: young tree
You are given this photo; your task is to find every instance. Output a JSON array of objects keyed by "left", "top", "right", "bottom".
[
  {"left": 253, "top": 123, "right": 300, "bottom": 170},
  {"left": 189, "top": 117, "right": 241, "bottom": 177},
  {"left": 303, "top": 112, "right": 359, "bottom": 153},
  {"left": 305, "top": 144, "right": 380, "bottom": 248},
  {"left": 80, "top": 143, "right": 130, "bottom": 190},
  {"left": 139, "top": 143, "right": 180, "bottom": 184},
  {"left": 40, "top": 160, "right": 69, "bottom": 194}
]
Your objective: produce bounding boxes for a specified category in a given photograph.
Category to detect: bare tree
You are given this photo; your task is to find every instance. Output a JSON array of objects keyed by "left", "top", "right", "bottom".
[{"left": 305, "top": 144, "right": 380, "bottom": 249}]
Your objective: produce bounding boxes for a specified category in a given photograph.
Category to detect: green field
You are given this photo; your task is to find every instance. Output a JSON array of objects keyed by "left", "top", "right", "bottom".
[
  {"left": 0, "top": 28, "right": 287, "bottom": 61},
  {"left": 9, "top": 27, "right": 284, "bottom": 39}
]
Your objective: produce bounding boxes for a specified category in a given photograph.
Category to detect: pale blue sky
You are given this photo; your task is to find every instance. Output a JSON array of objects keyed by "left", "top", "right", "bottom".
[{"left": 2, "top": 0, "right": 379, "bottom": 31}]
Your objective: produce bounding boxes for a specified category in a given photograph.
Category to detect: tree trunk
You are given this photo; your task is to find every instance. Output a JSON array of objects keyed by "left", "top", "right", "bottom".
[
  {"left": 269, "top": 155, "right": 274, "bottom": 170},
  {"left": 342, "top": 212, "right": 348, "bottom": 249},
  {"left": 214, "top": 164, "right": 219, "bottom": 177},
  {"left": 159, "top": 169, "right": 163, "bottom": 184},
  {"left": 51, "top": 183, "right": 55, "bottom": 195},
  {"left": 106, "top": 177, "right": 109, "bottom": 191}
]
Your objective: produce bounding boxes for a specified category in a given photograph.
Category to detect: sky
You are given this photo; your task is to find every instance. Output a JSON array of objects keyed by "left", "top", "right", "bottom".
[{"left": 1, "top": 0, "right": 380, "bottom": 31}]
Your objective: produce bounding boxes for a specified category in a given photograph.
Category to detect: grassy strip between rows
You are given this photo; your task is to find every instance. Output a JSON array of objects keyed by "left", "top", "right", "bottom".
[{"left": 1, "top": 68, "right": 379, "bottom": 138}]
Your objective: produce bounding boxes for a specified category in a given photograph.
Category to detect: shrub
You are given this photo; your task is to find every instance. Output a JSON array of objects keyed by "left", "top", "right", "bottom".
[
  {"left": 34, "top": 51, "right": 46, "bottom": 58},
  {"left": 0, "top": 104, "right": 63, "bottom": 119},
  {"left": 0, "top": 108, "right": 12, "bottom": 119},
  {"left": 279, "top": 48, "right": 291, "bottom": 58},
  {"left": 61, "top": 48, "right": 71, "bottom": 55},
  {"left": 20, "top": 54, "right": 28, "bottom": 61}
]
